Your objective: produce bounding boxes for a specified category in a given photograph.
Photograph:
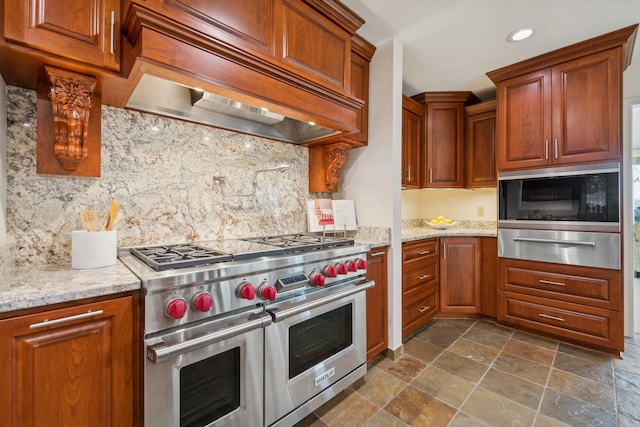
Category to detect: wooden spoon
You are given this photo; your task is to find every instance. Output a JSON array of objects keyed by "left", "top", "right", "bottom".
[
  {"left": 105, "top": 199, "right": 120, "bottom": 231},
  {"left": 79, "top": 210, "right": 98, "bottom": 232}
]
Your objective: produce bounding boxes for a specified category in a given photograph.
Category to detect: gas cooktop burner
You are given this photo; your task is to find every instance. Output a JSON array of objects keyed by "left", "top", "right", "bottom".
[
  {"left": 243, "top": 234, "right": 354, "bottom": 252},
  {"left": 129, "top": 244, "right": 232, "bottom": 271}
]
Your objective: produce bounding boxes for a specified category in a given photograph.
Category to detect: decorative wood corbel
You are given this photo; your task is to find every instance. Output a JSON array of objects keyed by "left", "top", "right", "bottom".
[
  {"left": 309, "top": 142, "right": 352, "bottom": 193},
  {"left": 37, "top": 66, "right": 101, "bottom": 177}
]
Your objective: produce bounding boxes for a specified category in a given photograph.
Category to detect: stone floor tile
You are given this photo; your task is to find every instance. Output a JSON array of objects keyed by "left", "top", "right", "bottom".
[
  {"left": 314, "top": 388, "right": 379, "bottom": 426},
  {"left": 546, "top": 368, "right": 615, "bottom": 410},
  {"left": 479, "top": 367, "right": 544, "bottom": 410},
  {"left": 618, "top": 413, "right": 640, "bottom": 427},
  {"left": 615, "top": 367, "right": 640, "bottom": 394},
  {"left": 410, "top": 366, "right": 475, "bottom": 408},
  {"left": 448, "top": 411, "right": 490, "bottom": 427},
  {"left": 415, "top": 322, "right": 465, "bottom": 348},
  {"left": 384, "top": 385, "right": 456, "bottom": 427},
  {"left": 294, "top": 413, "right": 329, "bottom": 427},
  {"left": 461, "top": 387, "right": 536, "bottom": 426},
  {"left": 375, "top": 356, "right": 426, "bottom": 383},
  {"left": 553, "top": 352, "right": 615, "bottom": 386},
  {"left": 614, "top": 351, "right": 640, "bottom": 376},
  {"left": 538, "top": 389, "right": 617, "bottom": 426},
  {"left": 557, "top": 343, "right": 615, "bottom": 363},
  {"left": 431, "top": 350, "right": 490, "bottom": 383},
  {"left": 354, "top": 366, "right": 407, "bottom": 407},
  {"left": 448, "top": 337, "right": 501, "bottom": 365},
  {"left": 403, "top": 336, "right": 445, "bottom": 363},
  {"left": 492, "top": 352, "right": 551, "bottom": 385},
  {"left": 463, "top": 327, "right": 511, "bottom": 350},
  {"left": 363, "top": 409, "right": 409, "bottom": 427},
  {"left": 472, "top": 319, "right": 514, "bottom": 337},
  {"left": 616, "top": 387, "right": 640, "bottom": 422},
  {"left": 503, "top": 338, "right": 556, "bottom": 366},
  {"left": 512, "top": 331, "right": 559, "bottom": 350},
  {"left": 532, "top": 413, "right": 573, "bottom": 427}
]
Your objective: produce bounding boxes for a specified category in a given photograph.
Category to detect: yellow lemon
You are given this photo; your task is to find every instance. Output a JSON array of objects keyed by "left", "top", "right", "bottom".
[
  {"left": 430, "top": 219, "right": 438, "bottom": 224},
  {"left": 444, "top": 219, "right": 452, "bottom": 224},
  {"left": 437, "top": 215, "right": 445, "bottom": 220}
]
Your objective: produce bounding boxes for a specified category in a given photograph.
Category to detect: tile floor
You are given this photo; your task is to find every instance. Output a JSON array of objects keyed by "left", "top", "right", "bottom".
[{"left": 295, "top": 319, "right": 640, "bottom": 427}]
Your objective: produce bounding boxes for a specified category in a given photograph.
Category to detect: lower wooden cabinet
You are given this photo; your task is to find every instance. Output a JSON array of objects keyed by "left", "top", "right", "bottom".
[
  {"left": 402, "top": 285, "right": 439, "bottom": 338},
  {"left": 439, "top": 237, "right": 481, "bottom": 314},
  {"left": 0, "top": 296, "right": 136, "bottom": 427},
  {"left": 498, "top": 258, "right": 623, "bottom": 354},
  {"left": 366, "top": 246, "right": 389, "bottom": 361},
  {"left": 402, "top": 238, "right": 439, "bottom": 338}
]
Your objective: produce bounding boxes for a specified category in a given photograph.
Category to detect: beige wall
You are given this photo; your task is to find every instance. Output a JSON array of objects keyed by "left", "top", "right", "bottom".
[{"left": 401, "top": 188, "right": 497, "bottom": 221}]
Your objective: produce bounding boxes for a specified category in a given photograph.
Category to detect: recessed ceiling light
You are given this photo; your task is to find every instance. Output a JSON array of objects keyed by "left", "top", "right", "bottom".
[{"left": 507, "top": 28, "right": 533, "bottom": 42}]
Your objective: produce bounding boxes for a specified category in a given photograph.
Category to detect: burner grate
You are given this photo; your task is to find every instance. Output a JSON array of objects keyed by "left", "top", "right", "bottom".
[{"left": 129, "top": 244, "right": 232, "bottom": 271}]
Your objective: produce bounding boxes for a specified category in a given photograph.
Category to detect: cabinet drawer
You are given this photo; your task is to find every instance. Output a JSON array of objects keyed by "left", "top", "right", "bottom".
[
  {"left": 403, "top": 260, "right": 438, "bottom": 302},
  {"left": 403, "top": 238, "right": 438, "bottom": 264},
  {"left": 403, "top": 286, "right": 438, "bottom": 339},
  {"left": 499, "top": 258, "right": 620, "bottom": 309},
  {"left": 498, "top": 291, "right": 622, "bottom": 352}
]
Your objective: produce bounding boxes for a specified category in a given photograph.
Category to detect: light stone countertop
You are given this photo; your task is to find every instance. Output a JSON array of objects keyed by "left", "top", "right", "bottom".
[
  {"left": 0, "top": 261, "right": 141, "bottom": 314},
  {"left": 402, "top": 226, "right": 497, "bottom": 242}
]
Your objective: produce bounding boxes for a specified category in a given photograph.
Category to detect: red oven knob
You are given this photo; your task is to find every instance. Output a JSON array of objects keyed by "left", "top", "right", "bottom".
[
  {"left": 165, "top": 298, "right": 188, "bottom": 319},
  {"left": 259, "top": 283, "right": 277, "bottom": 301},
  {"left": 347, "top": 260, "right": 358, "bottom": 272},
  {"left": 310, "top": 272, "right": 325, "bottom": 286},
  {"left": 336, "top": 263, "right": 348, "bottom": 275},
  {"left": 239, "top": 283, "right": 256, "bottom": 300},
  {"left": 356, "top": 258, "right": 367, "bottom": 270},
  {"left": 323, "top": 265, "right": 338, "bottom": 278},
  {"left": 193, "top": 292, "right": 213, "bottom": 312}
]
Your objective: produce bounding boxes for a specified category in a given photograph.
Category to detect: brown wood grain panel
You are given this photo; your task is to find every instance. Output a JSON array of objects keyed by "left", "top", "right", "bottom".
[
  {"left": 402, "top": 95, "right": 423, "bottom": 188},
  {"left": 465, "top": 101, "right": 496, "bottom": 187},
  {"left": 402, "top": 286, "right": 438, "bottom": 339},
  {"left": 480, "top": 237, "right": 497, "bottom": 318},
  {"left": 366, "top": 247, "right": 388, "bottom": 361},
  {"left": 426, "top": 102, "right": 464, "bottom": 187},
  {"left": 440, "top": 237, "right": 481, "bottom": 314}
]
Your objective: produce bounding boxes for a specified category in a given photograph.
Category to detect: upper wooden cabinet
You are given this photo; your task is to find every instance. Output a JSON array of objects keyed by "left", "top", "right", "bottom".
[
  {"left": 4, "top": 0, "right": 121, "bottom": 71},
  {"left": 402, "top": 95, "right": 423, "bottom": 188},
  {"left": 465, "top": 100, "right": 496, "bottom": 188},
  {"left": 488, "top": 25, "right": 638, "bottom": 172},
  {"left": 411, "top": 92, "right": 480, "bottom": 188}
]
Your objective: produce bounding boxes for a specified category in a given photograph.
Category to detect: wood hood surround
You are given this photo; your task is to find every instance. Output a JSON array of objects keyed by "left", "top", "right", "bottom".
[{"left": 0, "top": 0, "right": 375, "bottom": 190}]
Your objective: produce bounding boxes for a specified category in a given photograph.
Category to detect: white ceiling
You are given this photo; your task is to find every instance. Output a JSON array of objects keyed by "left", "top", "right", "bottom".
[{"left": 341, "top": 0, "right": 640, "bottom": 101}]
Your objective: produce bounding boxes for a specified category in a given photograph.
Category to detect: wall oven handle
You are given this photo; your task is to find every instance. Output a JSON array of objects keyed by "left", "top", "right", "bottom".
[
  {"left": 147, "top": 312, "right": 272, "bottom": 363},
  {"left": 512, "top": 237, "right": 596, "bottom": 247},
  {"left": 269, "top": 280, "right": 375, "bottom": 322}
]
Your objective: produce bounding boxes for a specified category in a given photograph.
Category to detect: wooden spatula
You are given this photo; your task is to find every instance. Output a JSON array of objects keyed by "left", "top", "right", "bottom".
[
  {"left": 105, "top": 199, "right": 120, "bottom": 231},
  {"left": 79, "top": 210, "right": 98, "bottom": 232}
]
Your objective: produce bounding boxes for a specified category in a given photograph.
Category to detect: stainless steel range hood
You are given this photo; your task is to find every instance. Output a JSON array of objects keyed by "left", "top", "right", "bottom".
[{"left": 126, "top": 74, "right": 341, "bottom": 143}]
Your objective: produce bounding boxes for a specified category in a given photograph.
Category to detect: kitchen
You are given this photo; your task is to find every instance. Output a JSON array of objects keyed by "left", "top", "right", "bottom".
[{"left": 1, "top": 1, "right": 640, "bottom": 427}]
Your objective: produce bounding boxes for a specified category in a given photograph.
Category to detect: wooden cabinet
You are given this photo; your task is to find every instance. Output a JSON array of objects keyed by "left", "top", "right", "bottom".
[
  {"left": 488, "top": 26, "right": 638, "bottom": 172},
  {"left": 344, "top": 35, "right": 375, "bottom": 145},
  {"left": 411, "top": 92, "right": 480, "bottom": 188},
  {"left": 439, "top": 237, "right": 481, "bottom": 314},
  {"left": 365, "top": 246, "right": 388, "bottom": 361},
  {"left": 0, "top": 296, "right": 135, "bottom": 427},
  {"left": 4, "top": 0, "right": 121, "bottom": 71},
  {"left": 497, "top": 258, "right": 623, "bottom": 354},
  {"left": 479, "top": 237, "right": 498, "bottom": 318},
  {"left": 402, "top": 95, "right": 423, "bottom": 188},
  {"left": 402, "top": 238, "right": 439, "bottom": 338},
  {"left": 465, "top": 101, "right": 497, "bottom": 187}
]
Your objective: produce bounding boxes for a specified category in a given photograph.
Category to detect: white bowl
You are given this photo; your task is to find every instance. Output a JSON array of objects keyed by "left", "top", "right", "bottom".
[{"left": 426, "top": 221, "right": 457, "bottom": 230}]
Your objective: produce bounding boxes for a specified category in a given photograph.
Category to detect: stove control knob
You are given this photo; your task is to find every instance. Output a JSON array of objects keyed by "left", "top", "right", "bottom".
[
  {"left": 259, "top": 283, "right": 277, "bottom": 301},
  {"left": 310, "top": 272, "right": 325, "bottom": 287},
  {"left": 193, "top": 292, "right": 213, "bottom": 312},
  {"left": 357, "top": 258, "right": 368, "bottom": 270},
  {"left": 336, "top": 263, "right": 348, "bottom": 275},
  {"left": 323, "top": 265, "right": 338, "bottom": 278},
  {"left": 347, "top": 260, "right": 358, "bottom": 272},
  {"left": 239, "top": 283, "right": 256, "bottom": 300},
  {"left": 165, "top": 298, "right": 188, "bottom": 319}
]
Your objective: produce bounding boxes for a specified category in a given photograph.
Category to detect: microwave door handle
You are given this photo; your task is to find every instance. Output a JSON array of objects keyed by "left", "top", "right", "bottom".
[
  {"left": 269, "top": 280, "right": 375, "bottom": 322},
  {"left": 512, "top": 237, "right": 596, "bottom": 247},
  {"left": 146, "top": 313, "right": 272, "bottom": 363}
]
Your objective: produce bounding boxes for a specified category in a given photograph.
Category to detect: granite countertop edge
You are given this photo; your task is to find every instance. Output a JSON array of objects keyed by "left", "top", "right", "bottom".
[
  {"left": 0, "top": 261, "right": 141, "bottom": 314},
  {"left": 401, "top": 226, "right": 497, "bottom": 242}
]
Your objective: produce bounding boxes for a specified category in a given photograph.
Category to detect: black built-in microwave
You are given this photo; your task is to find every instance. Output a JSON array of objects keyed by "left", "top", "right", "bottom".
[{"left": 498, "top": 163, "right": 620, "bottom": 231}]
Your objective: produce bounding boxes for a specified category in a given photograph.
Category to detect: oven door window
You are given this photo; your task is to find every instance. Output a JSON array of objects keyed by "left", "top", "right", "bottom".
[
  {"left": 180, "top": 347, "right": 240, "bottom": 427},
  {"left": 288, "top": 304, "right": 353, "bottom": 378}
]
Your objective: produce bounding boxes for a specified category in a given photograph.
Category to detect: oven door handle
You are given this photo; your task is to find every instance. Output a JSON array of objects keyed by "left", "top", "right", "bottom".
[
  {"left": 269, "top": 280, "right": 375, "bottom": 322},
  {"left": 512, "top": 237, "right": 596, "bottom": 247},
  {"left": 146, "top": 312, "right": 272, "bottom": 363}
]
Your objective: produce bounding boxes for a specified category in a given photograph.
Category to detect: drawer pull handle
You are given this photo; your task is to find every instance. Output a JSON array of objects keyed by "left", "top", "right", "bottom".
[
  {"left": 513, "top": 237, "right": 596, "bottom": 247},
  {"left": 418, "top": 305, "right": 431, "bottom": 313},
  {"left": 539, "top": 279, "right": 565, "bottom": 286},
  {"left": 418, "top": 250, "right": 431, "bottom": 255},
  {"left": 538, "top": 313, "right": 565, "bottom": 322},
  {"left": 418, "top": 274, "right": 430, "bottom": 280},
  {"left": 369, "top": 251, "right": 386, "bottom": 257},
  {"left": 29, "top": 310, "right": 104, "bottom": 329}
]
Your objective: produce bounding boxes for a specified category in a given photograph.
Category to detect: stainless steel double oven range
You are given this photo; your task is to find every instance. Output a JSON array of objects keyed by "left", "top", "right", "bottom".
[{"left": 119, "top": 234, "right": 373, "bottom": 427}]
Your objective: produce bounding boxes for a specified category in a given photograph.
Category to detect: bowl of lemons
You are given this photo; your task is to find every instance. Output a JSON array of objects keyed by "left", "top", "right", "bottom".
[{"left": 427, "top": 216, "right": 457, "bottom": 229}]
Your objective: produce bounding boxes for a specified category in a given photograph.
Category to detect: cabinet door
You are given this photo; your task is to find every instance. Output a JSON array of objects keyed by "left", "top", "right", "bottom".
[
  {"left": 425, "top": 102, "right": 465, "bottom": 187},
  {"left": 496, "top": 68, "right": 552, "bottom": 171},
  {"left": 4, "top": 0, "right": 121, "bottom": 71},
  {"left": 465, "top": 104, "right": 496, "bottom": 187},
  {"left": 366, "top": 247, "right": 388, "bottom": 361},
  {"left": 440, "top": 237, "right": 481, "bottom": 314},
  {"left": 402, "top": 95, "right": 423, "bottom": 188},
  {"left": 552, "top": 49, "right": 621, "bottom": 165},
  {"left": 0, "top": 297, "right": 134, "bottom": 427},
  {"left": 347, "top": 49, "right": 370, "bottom": 144}
]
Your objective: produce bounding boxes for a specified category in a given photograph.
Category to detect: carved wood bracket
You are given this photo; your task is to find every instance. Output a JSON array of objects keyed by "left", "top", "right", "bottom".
[
  {"left": 45, "top": 66, "right": 97, "bottom": 171},
  {"left": 325, "top": 142, "right": 351, "bottom": 192}
]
